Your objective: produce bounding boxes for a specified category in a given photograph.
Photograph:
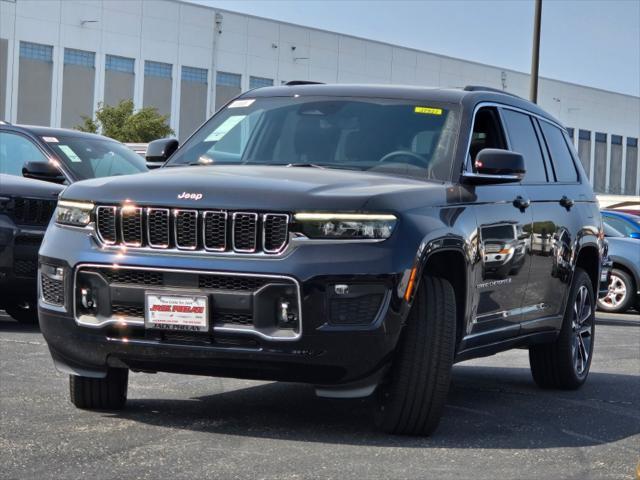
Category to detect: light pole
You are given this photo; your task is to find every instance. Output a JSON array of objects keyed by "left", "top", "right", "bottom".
[{"left": 530, "top": 0, "right": 542, "bottom": 103}]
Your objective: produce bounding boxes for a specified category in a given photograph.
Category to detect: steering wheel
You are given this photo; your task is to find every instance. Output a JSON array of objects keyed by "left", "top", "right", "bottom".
[{"left": 378, "top": 150, "right": 427, "bottom": 167}]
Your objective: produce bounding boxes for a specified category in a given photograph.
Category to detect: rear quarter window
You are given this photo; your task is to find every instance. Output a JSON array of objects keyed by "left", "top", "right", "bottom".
[{"left": 539, "top": 121, "right": 578, "bottom": 182}]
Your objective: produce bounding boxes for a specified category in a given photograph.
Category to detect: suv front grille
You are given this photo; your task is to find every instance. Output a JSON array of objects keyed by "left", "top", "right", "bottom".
[
  {"left": 95, "top": 206, "right": 289, "bottom": 255},
  {"left": 12, "top": 198, "right": 57, "bottom": 226}
]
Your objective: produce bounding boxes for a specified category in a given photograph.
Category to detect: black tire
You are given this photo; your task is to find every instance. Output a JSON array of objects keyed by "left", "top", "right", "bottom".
[
  {"left": 529, "top": 268, "right": 595, "bottom": 389},
  {"left": 69, "top": 368, "right": 129, "bottom": 410},
  {"left": 375, "top": 275, "right": 456, "bottom": 436},
  {"left": 597, "top": 268, "right": 635, "bottom": 313},
  {"left": 3, "top": 301, "right": 39, "bottom": 324}
]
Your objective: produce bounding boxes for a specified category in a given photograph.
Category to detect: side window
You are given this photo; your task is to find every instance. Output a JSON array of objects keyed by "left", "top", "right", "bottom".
[
  {"left": 604, "top": 216, "right": 633, "bottom": 236},
  {"left": 539, "top": 121, "right": 578, "bottom": 182},
  {"left": 469, "top": 107, "right": 507, "bottom": 167},
  {"left": 0, "top": 132, "right": 48, "bottom": 176},
  {"left": 501, "top": 109, "right": 548, "bottom": 183}
]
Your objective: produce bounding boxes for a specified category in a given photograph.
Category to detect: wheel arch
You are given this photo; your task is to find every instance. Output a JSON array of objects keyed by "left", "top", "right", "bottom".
[{"left": 574, "top": 244, "right": 600, "bottom": 296}]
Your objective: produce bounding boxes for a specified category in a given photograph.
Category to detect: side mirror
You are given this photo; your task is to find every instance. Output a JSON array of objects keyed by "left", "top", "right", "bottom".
[
  {"left": 145, "top": 138, "right": 179, "bottom": 169},
  {"left": 22, "top": 161, "right": 66, "bottom": 184},
  {"left": 629, "top": 232, "right": 640, "bottom": 240},
  {"left": 462, "top": 149, "right": 525, "bottom": 185}
]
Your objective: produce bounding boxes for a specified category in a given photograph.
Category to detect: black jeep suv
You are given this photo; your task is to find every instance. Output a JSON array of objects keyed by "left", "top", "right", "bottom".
[
  {"left": 0, "top": 123, "right": 147, "bottom": 322},
  {"left": 38, "top": 84, "right": 607, "bottom": 435}
]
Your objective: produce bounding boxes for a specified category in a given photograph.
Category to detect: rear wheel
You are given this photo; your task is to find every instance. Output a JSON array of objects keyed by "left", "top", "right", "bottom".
[
  {"left": 597, "top": 268, "right": 635, "bottom": 313},
  {"left": 3, "top": 300, "right": 39, "bottom": 324},
  {"left": 69, "top": 368, "right": 129, "bottom": 410},
  {"left": 529, "top": 268, "right": 595, "bottom": 389},
  {"left": 375, "top": 275, "right": 456, "bottom": 436}
]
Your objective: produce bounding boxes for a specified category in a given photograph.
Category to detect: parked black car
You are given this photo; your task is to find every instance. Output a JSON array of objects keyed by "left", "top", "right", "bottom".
[
  {"left": 38, "top": 84, "right": 608, "bottom": 435},
  {"left": 597, "top": 224, "right": 640, "bottom": 313},
  {"left": 0, "top": 123, "right": 147, "bottom": 322},
  {"left": 0, "top": 174, "right": 63, "bottom": 322}
]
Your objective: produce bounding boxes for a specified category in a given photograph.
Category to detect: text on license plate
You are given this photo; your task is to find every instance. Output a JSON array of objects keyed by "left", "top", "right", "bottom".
[{"left": 145, "top": 293, "right": 209, "bottom": 332}]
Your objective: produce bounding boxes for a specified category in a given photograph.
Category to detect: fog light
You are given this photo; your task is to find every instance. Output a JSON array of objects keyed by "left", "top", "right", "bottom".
[
  {"left": 278, "top": 299, "right": 297, "bottom": 327},
  {"left": 81, "top": 287, "right": 96, "bottom": 310}
]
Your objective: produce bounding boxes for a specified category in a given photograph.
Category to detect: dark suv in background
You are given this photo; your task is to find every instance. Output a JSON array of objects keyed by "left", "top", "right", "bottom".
[
  {"left": 0, "top": 123, "right": 147, "bottom": 322},
  {"left": 38, "top": 84, "right": 607, "bottom": 435}
]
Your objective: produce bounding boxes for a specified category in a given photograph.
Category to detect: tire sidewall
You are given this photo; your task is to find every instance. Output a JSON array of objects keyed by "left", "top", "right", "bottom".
[{"left": 597, "top": 268, "right": 634, "bottom": 313}]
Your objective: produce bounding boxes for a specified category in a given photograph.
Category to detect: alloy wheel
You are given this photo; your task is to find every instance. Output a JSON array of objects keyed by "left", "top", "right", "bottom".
[
  {"left": 571, "top": 285, "right": 593, "bottom": 376},
  {"left": 599, "top": 274, "right": 627, "bottom": 308}
]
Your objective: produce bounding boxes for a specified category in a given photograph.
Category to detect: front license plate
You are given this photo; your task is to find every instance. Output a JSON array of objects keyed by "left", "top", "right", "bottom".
[{"left": 145, "top": 293, "right": 209, "bottom": 332}]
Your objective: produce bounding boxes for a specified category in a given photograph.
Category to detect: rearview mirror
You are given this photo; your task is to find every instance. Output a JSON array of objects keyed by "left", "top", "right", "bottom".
[
  {"left": 22, "top": 161, "right": 66, "bottom": 184},
  {"left": 146, "top": 138, "right": 179, "bottom": 168},
  {"left": 462, "top": 149, "right": 525, "bottom": 185}
]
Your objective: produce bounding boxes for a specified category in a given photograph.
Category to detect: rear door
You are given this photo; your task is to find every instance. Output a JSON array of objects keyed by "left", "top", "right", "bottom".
[{"left": 501, "top": 109, "right": 583, "bottom": 332}]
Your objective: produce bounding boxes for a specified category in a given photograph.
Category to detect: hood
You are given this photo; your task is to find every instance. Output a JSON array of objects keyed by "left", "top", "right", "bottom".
[
  {"left": 61, "top": 165, "right": 448, "bottom": 212},
  {"left": 0, "top": 174, "right": 64, "bottom": 198}
]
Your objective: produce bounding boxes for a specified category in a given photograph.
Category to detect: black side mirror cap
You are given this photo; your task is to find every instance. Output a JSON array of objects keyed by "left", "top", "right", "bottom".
[
  {"left": 145, "top": 138, "right": 179, "bottom": 165},
  {"left": 462, "top": 149, "right": 525, "bottom": 185},
  {"left": 22, "top": 161, "right": 66, "bottom": 184}
]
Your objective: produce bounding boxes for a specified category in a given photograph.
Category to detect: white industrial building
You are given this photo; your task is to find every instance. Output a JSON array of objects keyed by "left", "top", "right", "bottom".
[{"left": 0, "top": 0, "right": 638, "bottom": 195}]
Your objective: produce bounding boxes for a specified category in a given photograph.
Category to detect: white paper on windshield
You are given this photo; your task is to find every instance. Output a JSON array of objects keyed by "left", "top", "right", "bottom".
[
  {"left": 59, "top": 145, "right": 83, "bottom": 163},
  {"left": 228, "top": 99, "right": 255, "bottom": 108},
  {"left": 42, "top": 136, "right": 59, "bottom": 143},
  {"left": 205, "top": 115, "right": 245, "bottom": 142}
]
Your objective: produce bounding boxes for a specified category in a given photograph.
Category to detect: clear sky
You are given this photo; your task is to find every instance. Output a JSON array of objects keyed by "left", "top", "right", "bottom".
[{"left": 188, "top": 0, "right": 640, "bottom": 97}]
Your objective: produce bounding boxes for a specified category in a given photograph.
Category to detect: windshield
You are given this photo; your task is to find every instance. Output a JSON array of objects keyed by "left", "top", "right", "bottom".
[
  {"left": 167, "top": 96, "right": 460, "bottom": 180},
  {"left": 47, "top": 135, "right": 147, "bottom": 180}
]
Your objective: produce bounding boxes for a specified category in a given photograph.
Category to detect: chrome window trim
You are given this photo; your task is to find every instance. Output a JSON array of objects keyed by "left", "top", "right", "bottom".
[
  {"left": 462, "top": 101, "right": 567, "bottom": 174},
  {"left": 120, "top": 206, "right": 143, "bottom": 247},
  {"left": 146, "top": 208, "right": 170, "bottom": 249},
  {"left": 173, "top": 209, "right": 198, "bottom": 250},
  {"left": 202, "top": 210, "right": 228, "bottom": 252},
  {"left": 232, "top": 212, "right": 259, "bottom": 253},
  {"left": 262, "top": 213, "right": 290, "bottom": 254},
  {"left": 73, "top": 263, "right": 303, "bottom": 341},
  {"left": 95, "top": 206, "right": 117, "bottom": 245}
]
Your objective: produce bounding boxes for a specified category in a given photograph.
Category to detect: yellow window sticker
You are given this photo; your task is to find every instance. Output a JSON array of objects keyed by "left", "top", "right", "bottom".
[{"left": 414, "top": 106, "right": 443, "bottom": 115}]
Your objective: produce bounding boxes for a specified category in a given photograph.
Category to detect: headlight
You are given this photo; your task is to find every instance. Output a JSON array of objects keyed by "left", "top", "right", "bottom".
[
  {"left": 55, "top": 200, "right": 94, "bottom": 227},
  {"left": 294, "top": 213, "right": 397, "bottom": 240}
]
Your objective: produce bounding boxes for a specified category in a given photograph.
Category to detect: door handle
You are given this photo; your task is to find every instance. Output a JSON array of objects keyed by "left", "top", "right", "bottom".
[
  {"left": 559, "top": 196, "right": 574, "bottom": 209},
  {"left": 513, "top": 196, "right": 530, "bottom": 211}
]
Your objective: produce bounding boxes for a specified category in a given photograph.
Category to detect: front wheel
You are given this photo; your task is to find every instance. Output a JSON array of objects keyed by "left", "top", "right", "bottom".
[
  {"left": 3, "top": 300, "right": 39, "bottom": 324},
  {"left": 69, "top": 368, "right": 129, "bottom": 410},
  {"left": 375, "top": 275, "right": 456, "bottom": 436},
  {"left": 529, "top": 268, "right": 595, "bottom": 389}
]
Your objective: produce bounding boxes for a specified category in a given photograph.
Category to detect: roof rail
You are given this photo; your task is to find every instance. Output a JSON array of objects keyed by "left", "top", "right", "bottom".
[
  {"left": 284, "top": 80, "right": 325, "bottom": 86},
  {"left": 463, "top": 85, "right": 523, "bottom": 99}
]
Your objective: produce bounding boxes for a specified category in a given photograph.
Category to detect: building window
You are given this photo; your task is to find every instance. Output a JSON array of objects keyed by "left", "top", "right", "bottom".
[
  {"left": 566, "top": 127, "right": 574, "bottom": 140},
  {"left": 182, "top": 66, "right": 208, "bottom": 84},
  {"left": 611, "top": 135, "right": 622, "bottom": 145},
  {"left": 64, "top": 48, "right": 95, "bottom": 68},
  {"left": 250, "top": 76, "right": 273, "bottom": 89},
  {"left": 106, "top": 55, "right": 135, "bottom": 74},
  {"left": 19, "top": 41, "right": 52, "bottom": 62},
  {"left": 627, "top": 137, "right": 638, "bottom": 148},
  {"left": 578, "top": 129, "right": 591, "bottom": 140},
  {"left": 216, "top": 71, "right": 241, "bottom": 88},
  {"left": 144, "top": 61, "right": 172, "bottom": 78},
  {"left": 595, "top": 132, "right": 606, "bottom": 143}
]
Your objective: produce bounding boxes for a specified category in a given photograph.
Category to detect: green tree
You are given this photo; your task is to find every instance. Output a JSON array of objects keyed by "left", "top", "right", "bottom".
[{"left": 76, "top": 100, "right": 174, "bottom": 143}]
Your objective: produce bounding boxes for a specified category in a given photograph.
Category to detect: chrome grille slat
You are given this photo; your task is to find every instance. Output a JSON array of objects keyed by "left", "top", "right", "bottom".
[
  {"left": 95, "top": 206, "right": 287, "bottom": 255},
  {"left": 232, "top": 212, "right": 258, "bottom": 253},
  {"left": 120, "top": 206, "right": 143, "bottom": 247},
  {"left": 96, "top": 206, "right": 117, "bottom": 244},
  {"left": 174, "top": 209, "right": 198, "bottom": 250},
  {"left": 147, "top": 208, "right": 170, "bottom": 248},
  {"left": 203, "top": 211, "right": 227, "bottom": 251}
]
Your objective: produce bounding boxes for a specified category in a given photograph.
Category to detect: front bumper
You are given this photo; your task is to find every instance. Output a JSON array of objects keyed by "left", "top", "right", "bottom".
[{"left": 38, "top": 224, "right": 412, "bottom": 386}]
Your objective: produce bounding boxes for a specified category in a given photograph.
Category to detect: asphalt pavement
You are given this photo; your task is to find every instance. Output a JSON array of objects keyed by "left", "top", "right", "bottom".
[{"left": 0, "top": 310, "right": 638, "bottom": 480}]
